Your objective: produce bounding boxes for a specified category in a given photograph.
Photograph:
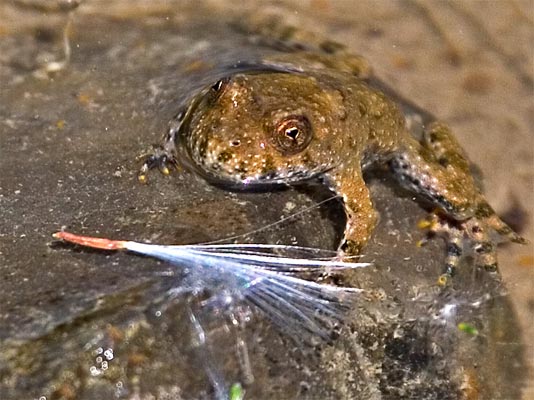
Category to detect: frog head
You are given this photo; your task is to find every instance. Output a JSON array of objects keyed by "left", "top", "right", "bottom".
[{"left": 178, "top": 72, "right": 347, "bottom": 186}]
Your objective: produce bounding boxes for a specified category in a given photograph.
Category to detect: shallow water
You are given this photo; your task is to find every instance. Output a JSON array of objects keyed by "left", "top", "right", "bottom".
[{"left": 1, "top": 1, "right": 532, "bottom": 399}]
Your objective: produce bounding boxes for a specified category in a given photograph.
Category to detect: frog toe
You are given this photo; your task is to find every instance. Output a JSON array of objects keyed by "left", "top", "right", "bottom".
[
  {"left": 416, "top": 211, "right": 506, "bottom": 283},
  {"left": 472, "top": 240, "right": 499, "bottom": 273},
  {"left": 437, "top": 232, "right": 463, "bottom": 284},
  {"left": 474, "top": 202, "right": 528, "bottom": 245},
  {"left": 464, "top": 218, "right": 505, "bottom": 274},
  {"left": 337, "top": 239, "right": 364, "bottom": 259},
  {"left": 137, "top": 147, "right": 177, "bottom": 183},
  {"left": 493, "top": 223, "right": 528, "bottom": 244}
]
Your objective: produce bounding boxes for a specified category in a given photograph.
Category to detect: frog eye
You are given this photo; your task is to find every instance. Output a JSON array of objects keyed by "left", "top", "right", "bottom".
[
  {"left": 210, "top": 77, "right": 230, "bottom": 93},
  {"left": 272, "top": 115, "right": 313, "bottom": 155}
]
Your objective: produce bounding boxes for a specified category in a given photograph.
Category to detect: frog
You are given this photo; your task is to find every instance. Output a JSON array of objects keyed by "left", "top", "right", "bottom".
[{"left": 139, "top": 15, "right": 526, "bottom": 284}]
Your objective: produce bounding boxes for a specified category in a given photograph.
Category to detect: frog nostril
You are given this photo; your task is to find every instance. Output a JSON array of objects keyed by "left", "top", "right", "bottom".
[{"left": 230, "top": 140, "right": 241, "bottom": 147}]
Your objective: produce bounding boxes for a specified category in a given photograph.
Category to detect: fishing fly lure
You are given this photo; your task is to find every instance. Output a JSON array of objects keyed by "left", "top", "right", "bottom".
[
  {"left": 53, "top": 231, "right": 370, "bottom": 398},
  {"left": 53, "top": 231, "right": 369, "bottom": 339}
]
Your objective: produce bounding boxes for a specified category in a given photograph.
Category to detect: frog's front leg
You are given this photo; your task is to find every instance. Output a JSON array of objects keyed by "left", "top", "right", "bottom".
[
  {"left": 324, "top": 168, "right": 378, "bottom": 258},
  {"left": 390, "top": 122, "right": 526, "bottom": 282},
  {"left": 138, "top": 113, "right": 183, "bottom": 183}
]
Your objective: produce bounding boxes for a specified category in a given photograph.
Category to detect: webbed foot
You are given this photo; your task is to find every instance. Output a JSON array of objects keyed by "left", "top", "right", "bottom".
[
  {"left": 138, "top": 146, "right": 178, "bottom": 183},
  {"left": 417, "top": 203, "right": 527, "bottom": 285},
  {"left": 138, "top": 115, "right": 184, "bottom": 183},
  {"left": 336, "top": 239, "right": 365, "bottom": 261}
]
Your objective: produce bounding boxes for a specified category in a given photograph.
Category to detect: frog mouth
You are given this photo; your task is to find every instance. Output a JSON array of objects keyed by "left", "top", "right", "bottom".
[
  {"left": 252, "top": 167, "right": 325, "bottom": 183},
  {"left": 203, "top": 160, "right": 329, "bottom": 187}
]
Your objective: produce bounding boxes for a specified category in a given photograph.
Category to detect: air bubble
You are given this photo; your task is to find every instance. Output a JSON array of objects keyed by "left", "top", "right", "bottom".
[{"left": 104, "top": 348, "right": 114, "bottom": 361}]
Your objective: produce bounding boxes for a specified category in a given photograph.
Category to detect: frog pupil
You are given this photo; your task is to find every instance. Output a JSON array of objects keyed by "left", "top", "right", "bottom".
[
  {"left": 285, "top": 127, "right": 300, "bottom": 140},
  {"left": 272, "top": 115, "right": 313, "bottom": 155}
]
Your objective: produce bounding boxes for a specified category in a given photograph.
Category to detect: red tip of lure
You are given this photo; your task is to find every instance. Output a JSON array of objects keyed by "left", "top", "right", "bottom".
[{"left": 53, "top": 231, "right": 126, "bottom": 250}]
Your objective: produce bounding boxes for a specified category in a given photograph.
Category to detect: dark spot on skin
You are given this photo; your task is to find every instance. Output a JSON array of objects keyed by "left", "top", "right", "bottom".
[
  {"left": 217, "top": 151, "right": 233, "bottom": 163},
  {"left": 358, "top": 103, "right": 368, "bottom": 116},
  {"left": 231, "top": 140, "right": 241, "bottom": 147},
  {"left": 475, "top": 202, "right": 494, "bottom": 218},
  {"left": 472, "top": 226, "right": 482, "bottom": 234},
  {"left": 235, "top": 162, "right": 248, "bottom": 174},
  {"left": 438, "top": 157, "right": 449, "bottom": 167},
  {"left": 475, "top": 242, "right": 493, "bottom": 254}
]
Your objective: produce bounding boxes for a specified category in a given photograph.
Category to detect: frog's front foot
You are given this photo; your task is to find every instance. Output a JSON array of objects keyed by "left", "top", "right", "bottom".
[
  {"left": 336, "top": 239, "right": 365, "bottom": 262},
  {"left": 137, "top": 146, "right": 178, "bottom": 184},
  {"left": 418, "top": 203, "right": 527, "bottom": 285}
]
